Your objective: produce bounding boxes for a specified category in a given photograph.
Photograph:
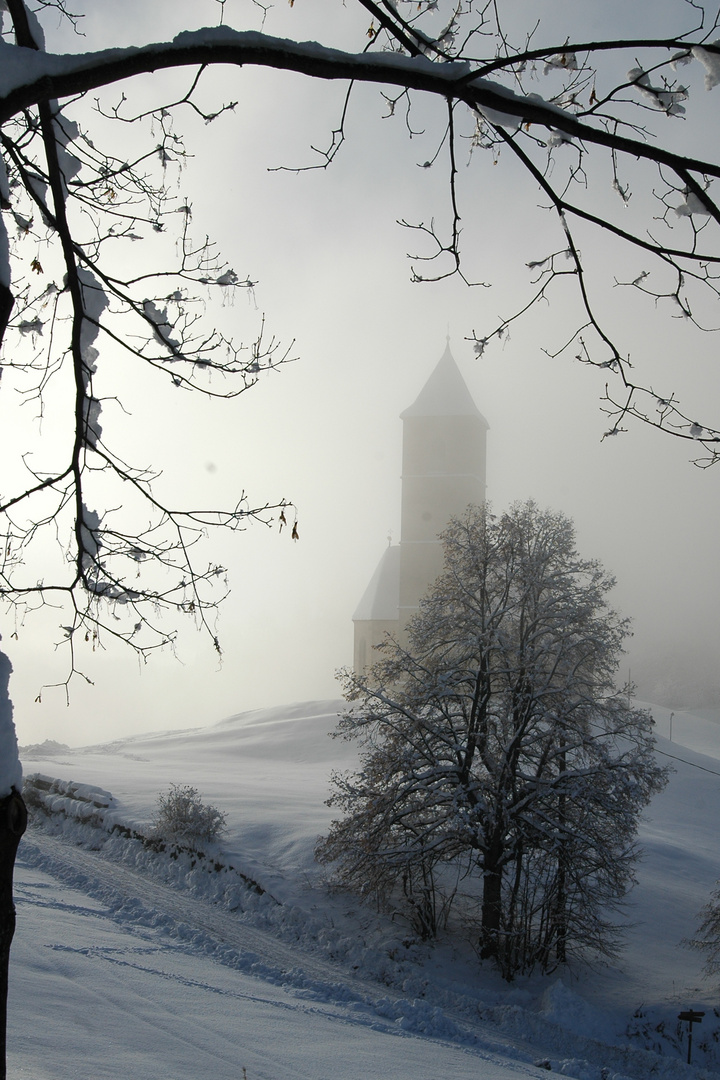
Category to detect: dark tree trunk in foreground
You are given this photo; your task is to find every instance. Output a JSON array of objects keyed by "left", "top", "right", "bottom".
[
  {"left": 0, "top": 788, "right": 27, "bottom": 1080},
  {"left": 480, "top": 846, "right": 504, "bottom": 961}
]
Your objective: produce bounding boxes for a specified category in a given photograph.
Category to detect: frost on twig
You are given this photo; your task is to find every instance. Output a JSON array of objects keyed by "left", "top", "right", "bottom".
[
  {"left": 3, "top": 0, "right": 720, "bottom": 702},
  {"left": 0, "top": 1, "right": 296, "bottom": 697}
]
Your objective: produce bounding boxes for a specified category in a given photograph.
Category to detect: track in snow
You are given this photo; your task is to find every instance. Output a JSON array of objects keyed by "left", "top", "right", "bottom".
[{"left": 17, "top": 826, "right": 538, "bottom": 1063}]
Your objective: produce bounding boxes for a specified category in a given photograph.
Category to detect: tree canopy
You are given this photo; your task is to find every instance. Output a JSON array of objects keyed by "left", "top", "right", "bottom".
[
  {"left": 319, "top": 503, "right": 668, "bottom": 977},
  {"left": 1, "top": 0, "right": 720, "bottom": 695},
  {"left": 3, "top": 0, "right": 720, "bottom": 468}
]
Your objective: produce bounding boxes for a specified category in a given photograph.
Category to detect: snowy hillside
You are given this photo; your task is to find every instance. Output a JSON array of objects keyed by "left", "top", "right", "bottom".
[{"left": 9, "top": 700, "right": 720, "bottom": 1079}]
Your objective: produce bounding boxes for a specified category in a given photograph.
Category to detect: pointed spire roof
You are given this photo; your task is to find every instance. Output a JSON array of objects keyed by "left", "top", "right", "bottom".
[{"left": 400, "top": 341, "right": 488, "bottom": 423}]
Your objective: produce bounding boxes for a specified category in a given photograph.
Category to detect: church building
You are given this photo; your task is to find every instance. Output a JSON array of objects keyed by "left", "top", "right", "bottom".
[{"left": 353, "top": 341, "right": 489, "bottom": 673}]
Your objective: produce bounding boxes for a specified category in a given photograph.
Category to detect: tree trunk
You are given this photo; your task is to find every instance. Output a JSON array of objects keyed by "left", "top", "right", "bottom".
[
  {"left": 0, "top": 788, "right": 27, "bottom": 1080},
  {"left": 0, "top": 283, "right": 14, "bottom": 350},
  {"left": 554, "top": 740, "right": 567, "bottom": 966},
  {"left": 480, "top": 846, "right": 504, "bottom": 962}
]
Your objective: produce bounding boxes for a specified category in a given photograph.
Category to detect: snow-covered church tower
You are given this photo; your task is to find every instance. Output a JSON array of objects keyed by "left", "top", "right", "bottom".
[{"left": 353, "top": 341, "right": 489, "bottom": 673}]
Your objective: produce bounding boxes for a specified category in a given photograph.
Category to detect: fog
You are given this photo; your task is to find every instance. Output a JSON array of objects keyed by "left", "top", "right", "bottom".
[{"left": 4, "top": 0, "right": 720, "bottom": 746}]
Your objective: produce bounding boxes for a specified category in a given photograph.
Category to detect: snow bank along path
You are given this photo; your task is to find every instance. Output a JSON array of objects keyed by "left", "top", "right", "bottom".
[{"left": 10, "top": 767, "right": 718, "bottom": 1080}]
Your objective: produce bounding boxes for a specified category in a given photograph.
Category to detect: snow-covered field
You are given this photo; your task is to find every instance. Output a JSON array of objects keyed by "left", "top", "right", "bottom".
[{"left": 9, "top": 700, "right": 720, "bottom": 1079}]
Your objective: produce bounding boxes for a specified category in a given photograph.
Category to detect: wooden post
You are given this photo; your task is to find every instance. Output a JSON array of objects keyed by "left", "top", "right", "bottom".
[
  {"left": 0, "top": 788, "right": 27, "bottom": 1080},
  {"left": 678, "top": 1009, "right": 705, "bottom": 1066}
]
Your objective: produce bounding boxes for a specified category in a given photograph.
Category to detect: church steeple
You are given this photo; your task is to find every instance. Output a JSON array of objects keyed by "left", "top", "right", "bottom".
[
  {"left": 398, "top": 342, "right": 488, "bottom": 626},
  {"left": 401, "top": 340, "right": 484, "bottom": 419},
  {"left": 353, "top": 342, "right": 489, "bottom": 672}
]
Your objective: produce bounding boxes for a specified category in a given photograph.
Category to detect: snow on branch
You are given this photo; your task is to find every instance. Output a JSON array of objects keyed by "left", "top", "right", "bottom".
[
  {"left": 3, "top": 0, "right": 720, "bottom": 703},
  {"left": 0, "top": 5, "right": 299, "bottom": 696},
  {"left": 0, "top": 27, "right": 716, "bottom": 179}
]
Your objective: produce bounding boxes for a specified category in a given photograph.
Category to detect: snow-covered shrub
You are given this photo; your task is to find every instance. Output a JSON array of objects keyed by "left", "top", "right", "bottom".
[{"left": 153, "top": 783, "right": 227, "bottom": 847}]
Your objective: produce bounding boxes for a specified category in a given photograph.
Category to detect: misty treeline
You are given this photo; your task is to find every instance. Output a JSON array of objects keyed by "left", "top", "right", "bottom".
[{"left": 318, "top": 503, "right": 669, "bottom": 978}]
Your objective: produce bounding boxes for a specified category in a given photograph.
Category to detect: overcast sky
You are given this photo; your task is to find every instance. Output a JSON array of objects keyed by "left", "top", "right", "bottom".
[{"left": 3, "top": 0, "right": 720, "bottom": 746}]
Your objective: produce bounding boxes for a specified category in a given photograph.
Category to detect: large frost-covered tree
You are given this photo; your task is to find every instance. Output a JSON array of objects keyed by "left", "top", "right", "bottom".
[
  {"left": 0, "top": 0, "right": 717, "bottom": 1063},
  {"left": 318, "top": 504, "right": 668, "bottom": 977}
]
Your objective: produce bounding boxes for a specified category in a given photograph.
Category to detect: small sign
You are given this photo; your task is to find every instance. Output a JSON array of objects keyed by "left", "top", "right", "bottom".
[{"left": 678, "top": 1010, "right": 705, "bottom": 1065}]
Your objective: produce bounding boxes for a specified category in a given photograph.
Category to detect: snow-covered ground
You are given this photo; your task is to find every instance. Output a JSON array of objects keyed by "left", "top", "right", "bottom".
[{"left": 9, "top": 699, "right": 720, "bottom": 1079}]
